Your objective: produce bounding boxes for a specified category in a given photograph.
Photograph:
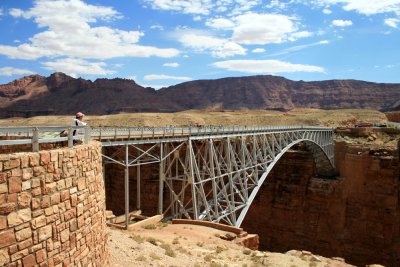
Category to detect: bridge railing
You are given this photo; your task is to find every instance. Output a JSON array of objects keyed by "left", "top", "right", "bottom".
[
  {"left": 90, "top": 125, "right": 332, "bottom": 140},
  {"left": 0, "top": 125, "right": 333, "bottom": 152},
  {"left": 0, "top": 126, "right": 91, "bottom": 152}
]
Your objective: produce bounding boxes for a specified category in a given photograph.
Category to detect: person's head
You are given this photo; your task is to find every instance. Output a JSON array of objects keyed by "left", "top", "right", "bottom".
[{"left": 76, "top": 112, "right": 85, "bottom": 120}]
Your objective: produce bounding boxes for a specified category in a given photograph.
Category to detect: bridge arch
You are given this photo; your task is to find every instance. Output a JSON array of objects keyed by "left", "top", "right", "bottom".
[
  {"left": 92, "top": 125, "right": 335, "bottom": 227},
  {"left": 235, "top": 138, "right": 336, "bottom": 227}
]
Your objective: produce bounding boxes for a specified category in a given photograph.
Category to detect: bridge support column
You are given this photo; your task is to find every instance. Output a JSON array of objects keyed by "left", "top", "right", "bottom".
[
  {"left": 189, "top": 140, "right": 198, "bottom": 220},
  {"left": 124, "top": 145, "right": 129, "bottom": 228},
  {"left": 137, "top": 160, "right": 141, "bottom": 210},
  {"left": 158, "top": 144, "right": 164, "bottom": 215}
]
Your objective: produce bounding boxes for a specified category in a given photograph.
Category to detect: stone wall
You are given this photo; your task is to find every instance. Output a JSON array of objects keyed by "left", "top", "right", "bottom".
[
  {"left": 0, "top": 142, "right": 108, "bottom": 267},
  {"left": 241, "top": 141, "right": 400, "bottom": 267}
]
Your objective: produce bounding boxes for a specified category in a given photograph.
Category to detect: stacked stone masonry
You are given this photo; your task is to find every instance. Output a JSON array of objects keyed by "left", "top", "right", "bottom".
[{"left": 0, "top": 142, "right": 108, "bottom": 267}]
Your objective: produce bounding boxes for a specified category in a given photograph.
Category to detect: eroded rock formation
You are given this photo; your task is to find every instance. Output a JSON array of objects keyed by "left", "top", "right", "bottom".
[{"left": 1, "top": 73, "right": 400, "bottom": 117}]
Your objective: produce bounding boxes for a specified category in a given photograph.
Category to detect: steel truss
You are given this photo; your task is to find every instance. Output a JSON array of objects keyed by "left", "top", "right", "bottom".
[{"left": 102, "top": 127, "right": 335, "bottom": 227}]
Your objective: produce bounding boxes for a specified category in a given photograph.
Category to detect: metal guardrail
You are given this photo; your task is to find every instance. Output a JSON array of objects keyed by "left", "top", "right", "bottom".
[
  {"left": 0, "top": 126, "right": 91, "bottom": 152},
  {"left": 90, "top": 125, "right": 332, "bottom": 140},
  {"left": 0, "top": 125, "right": 333, "bottom": 152}
]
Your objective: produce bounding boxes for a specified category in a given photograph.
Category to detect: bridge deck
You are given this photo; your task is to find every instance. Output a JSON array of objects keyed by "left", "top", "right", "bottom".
[{"left": 0, "top": 125, "right": 333, "bottom": 148}]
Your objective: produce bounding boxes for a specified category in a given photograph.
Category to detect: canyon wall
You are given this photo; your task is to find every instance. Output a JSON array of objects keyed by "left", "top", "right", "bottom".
[
  {"left": 241, "top": 141, "right": 400, "bottom": 267},
  {"left": 386, "top": 111, "right": 400, "bottom": 122},
  {"left": 0, "top": 142, "right": 108, "bottom": 266}
]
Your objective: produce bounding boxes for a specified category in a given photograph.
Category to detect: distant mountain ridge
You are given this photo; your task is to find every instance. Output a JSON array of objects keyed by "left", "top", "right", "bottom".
[{"left": 0, "top": 72, "right": 399, "bottom": 118}]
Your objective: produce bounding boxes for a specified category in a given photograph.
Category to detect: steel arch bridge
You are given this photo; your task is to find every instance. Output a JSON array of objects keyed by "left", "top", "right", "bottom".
[{"left": 95, "top": 126, "right": 335, "bottom": 227}]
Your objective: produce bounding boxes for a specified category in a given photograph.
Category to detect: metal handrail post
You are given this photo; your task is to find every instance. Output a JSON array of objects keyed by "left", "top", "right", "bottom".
[
  {"left": 84, "top": 126, "right": 91, "bottom": 144},
  {"left": 32, "top": 127, "right": 39, "bottom": 152},
  {"left": 67, "top": 127, "right": 73, "bottom": 147}
]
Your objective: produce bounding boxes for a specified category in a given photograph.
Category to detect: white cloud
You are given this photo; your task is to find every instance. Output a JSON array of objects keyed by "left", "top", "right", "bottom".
[
  {"left": 269, "top": 40, "right": 330, "bottom": 56},
  {"left": 205, "top": 18, "right": 235, "bottom": 29},
  {"left": 385, "top": 17, "right": 400, "bottom": 28},
  {"left": 252, "top": 48, "right": 266, "bottom": 53},
  {"left": 288, "top": 31, "right": 313, "bottom": 41},
  {"left": 178, "top": 33, "right": 246, "bottom": 58},
  {"left": 41, "top": 58, "right": 115, "bottom": 77},
  {"left": 163, "top": 62, "right": 180, "bottom": 67},
  {"left": 231, "top": 13, "right": 310, "bottom": 45},
  {"left": 332, "top": 19, "right": 353, "bottom": 26},
  {"left": 212, "top": 59, "right": 325, "bottom": 73},
  {"left": 143, "top": 0, "right": 212, "bottom": 15},
  {"left": 150, "top": 24, "right": 164, "bottom": 31},
  {"left": 143, "top": 74, "right": 191, "bottom": 81},
  {"left": 0, "top": 0, "right": 179, "bottom": 60},
  {"left": 0, "top": 9, "right": 3, "bottom": 16},
  {"left": 0, "top": 67, "right": 35, "bottom": 76},
  {"left": 144, "top": 0, "right": 262, "bottom": 17},
  {"left": 323, "top": 8, "right": 332, "bottom": 14},
  {"left": 313, "top": 0, "right": 400, "bottom": 15},
  {"left": 266, "top": 0, "right": 288, "bottom": 9},
  {"left": 229, "top": 1, "right": 260, "bottom": 16},
  {"left": 9, "top": 8, "right": 23, "bottom": 17}
]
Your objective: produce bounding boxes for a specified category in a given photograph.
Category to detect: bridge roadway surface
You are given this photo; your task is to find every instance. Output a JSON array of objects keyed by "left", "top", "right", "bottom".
[{"left": 0, "top": 125, "right": 335, "bottom": 227}]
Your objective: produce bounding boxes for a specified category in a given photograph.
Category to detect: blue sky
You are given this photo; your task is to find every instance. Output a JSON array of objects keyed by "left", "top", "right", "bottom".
[{"left": 0, "top": 0, "right": 399, "bottom": 88}]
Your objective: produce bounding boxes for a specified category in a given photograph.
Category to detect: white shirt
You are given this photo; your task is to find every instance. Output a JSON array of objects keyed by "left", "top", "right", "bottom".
[{"left": 72, "top": 118, "right": 87, "bottom": 136}]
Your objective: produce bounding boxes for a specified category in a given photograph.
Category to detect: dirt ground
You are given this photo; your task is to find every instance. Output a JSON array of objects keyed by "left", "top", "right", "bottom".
[
  {"left": 107, "top": 223, "right": 357, "bottom": 267},
  {"left": 0, "top": 109, "right": 388, "bottom": 128}
]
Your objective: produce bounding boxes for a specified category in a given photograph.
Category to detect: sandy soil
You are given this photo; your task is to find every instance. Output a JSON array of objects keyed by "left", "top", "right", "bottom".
[
  {"left": 0, "top": 109, "right": 388, "bottom": 128},
  {"left": 107, "top": 223, "right": 357, "bottom": 267}
]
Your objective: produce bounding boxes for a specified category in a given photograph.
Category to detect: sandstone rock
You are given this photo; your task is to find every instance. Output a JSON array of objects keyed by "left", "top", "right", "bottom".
[
  {"left": 0, "top": 229, "right": 16, "bottom": 248},
  {"left": 332, "top": 257, "right": 345, "bottom": 262},
  {"left": 22, "top": 168, "right": 33, "bottom": 181},
  {"left": 18, "top": 238, "right": 33, "bottom": 250},
  {"left": 38, "top": 225, "right": 52, "bottom": 241},
  {"left": 301, "top": 250, "right": 312, "bottom": 256},
  {"left": 0, "top": 248, "right": 10, "bottom": 266},
  {"left": 31, "top": 215, "right": 46, "bottom": 229},
  {"left": 21, "top": 180, "right": 31, "bottom": 191},
  {"left": 0, "top": 183, "right": 7, "bottom": 194},
  {"left": 310, "top": 255, "right": 322, "bottom": 262},
  {"left": 22, "top": 254, "right": 36, "bottom": 267},
  {"left": 286, "top": 250, "right": 301, "bottom": 256},
  {"left": 18, "top": 192, "right": 31, "bottom": 208},
  {"left": 1, "top": 72, "right": 400, "bottom": 119},
  {"left": 220, "top": 233, "right": 236, "bottom": 241},
  {"left": 15, "top": 227, "right": 32, "bottom": 241},
  {"left": 35, "top": 248, "right": 47, "bottom": 263},
  {"left": 8, "top": 177, "right": 22, "bottom": 193},
  {"left": 4, "top": 159, "right": 20, "bottom": 170},
  {"left": 60, "top": 229, "right": 70, "bottom": 243},
  {"left": 0, "top": 202, "right": 16, "bottom": 215},
  {"left": 0, "top": 216, "right": 7, "bottom": 230},
  {"left": 7, "top": 208, "right": 31, "bottom": 227}
]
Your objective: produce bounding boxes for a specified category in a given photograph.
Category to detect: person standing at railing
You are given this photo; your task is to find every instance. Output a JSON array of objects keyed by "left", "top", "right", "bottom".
[{"left": 72, "top": 112, "right": 87, "bottom": 144}]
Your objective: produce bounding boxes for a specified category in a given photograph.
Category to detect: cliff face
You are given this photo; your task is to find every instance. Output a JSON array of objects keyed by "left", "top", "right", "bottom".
[
  {"left": 0, "top": 73, "right": 179, "bottom": 117},
  {"left": 241, "top": 142, "right": 400, "bottom": 267},
  {"left": 1, "top": 73, "right": 400, "bottom": 117}
]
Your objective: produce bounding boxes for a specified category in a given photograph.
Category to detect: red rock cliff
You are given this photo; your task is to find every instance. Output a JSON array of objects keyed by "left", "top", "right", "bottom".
[{"left": 241, "top": 142, "right": 400, "bottom": 267}]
